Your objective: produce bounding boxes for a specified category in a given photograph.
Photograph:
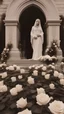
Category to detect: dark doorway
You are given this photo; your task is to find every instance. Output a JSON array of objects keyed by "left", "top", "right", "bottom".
[
  {"left": 19, "top": 5, "right": 46, "bottom": 59},
  {"left": 60, "top": 15, "right": 64, "bottom": 57},
  {"left": 0, "top": 13, "right": 5, "bottom": 55}
]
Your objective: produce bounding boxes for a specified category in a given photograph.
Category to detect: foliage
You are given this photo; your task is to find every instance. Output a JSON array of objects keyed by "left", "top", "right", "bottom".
[
  {"left": 0, "top": 43, "right": 12, "bottom": 63},
  {"left": 46, "top": 40, "right": 58, "bottom": 56}
]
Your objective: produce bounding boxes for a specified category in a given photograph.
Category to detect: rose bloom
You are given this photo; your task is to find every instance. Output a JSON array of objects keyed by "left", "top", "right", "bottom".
[
  {"left": 27, "top": 76, "right": 34, "bottom": 84},
  {"left": 0, "top": 85, "right": 8, "bottom": 92},
  {"left": 48, "top": 100, "right": 64, "bottom": 114},
  {"left": 42, "top": 66, "right": 47, "bottom": 71},
  {"left": 54, "top": 71, "right": 59, "bottom": 77},
  {"left": 13, "top": 64, "right": 17, "bottom": 68},
  {"left": 45, "top": 74, "right": 50, "bottom": 80},
  {"left": 10, "top": 87, "right": 18, "bottom": 96},
  {"left": 58, "top": 73, "right": 64, "bottom": 79},
  {"left": 49, "top": 83, "right": 55, "bottom": 89},
  {"left": 2, "top": 63, "right": 7, "bottom": 67},
  {"left": 20, "top": 69, "right": 25, "bottom": 74},
  {"left": 18, "top": 75, "right": 23, "bottom": 79},
  {"left": 41, "top": 72, "right": 46, "bottom": 76},
  {"left": 35, "top": 66, "right": 39, "bottom": 70},
  {"left": 11, "top": 77, "right": 16, "bottom": 82},
  {"left": 48, "top": 64, "right": 55, "bottom": 70},
  {"left": 16, "top": 84, "right": 23, "bottom": 92},
  {"left": 0, "top": 81, "right": 4, "bottom": 86},
  {"left": 6, "top": 67, "right": 9, "bottom": 70},
  {"left": 13, "top": 64, "right": 18, "bottom": 70},
  {"left": 37, "top": 88, "right": 45, "bottom": 94},
  {"left": 61, "top": 62, "right": 64, "bottom": 65},
  {"left": 60, "top": 79, "right": 64, "bottom": 85},
  {"left": 1, "top": 72, "right": 8, "bottom": 79},
  {"left": 17, "top": 109, "right": 32, "bottom": 114},
  {"left": 1, "top": 85, "right": 8, "bottom": 92},
  {"left": 8, "top": 66, "right": 14, "bottom": 71},
  {"left": 29, "top": 66, "right": 32, "bottom": 69},
  {"left": 33, "top": 70, "right": 38, "bottom": 76},
  {"left": 16, "top": 98, "right": 27, "bottom": 108},
  {"left": 36, "top": 93, "right": 51, "bottom": 106},
  {"left": 0, "top": 64, "right": 3, "bottom": 68},
  {"left": 16, "top": 66, "right": 20, "bottom": 71}
]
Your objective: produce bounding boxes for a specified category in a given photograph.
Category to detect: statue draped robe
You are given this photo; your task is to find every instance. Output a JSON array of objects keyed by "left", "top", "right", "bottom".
[{"left": 31, "top": 25, "right": 44, "bottom": 60}]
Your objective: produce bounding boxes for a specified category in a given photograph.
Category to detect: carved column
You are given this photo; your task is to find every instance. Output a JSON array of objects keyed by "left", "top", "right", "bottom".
[
  {"left": 5, "top": 20, "right": 21, "bottom": 64},
  {"left": 45, "top": 20, "right": 62, "bottom": 57}
]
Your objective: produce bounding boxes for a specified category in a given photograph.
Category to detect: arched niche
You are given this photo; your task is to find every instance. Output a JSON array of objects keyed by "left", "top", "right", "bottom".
[{"left": 19, "top": 5, "right": 46, "bottom": 59}]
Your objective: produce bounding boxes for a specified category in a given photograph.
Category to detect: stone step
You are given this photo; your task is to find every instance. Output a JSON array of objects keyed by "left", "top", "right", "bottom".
[
  {"left": 0, "top": 4, "right": 7, "bottom": 8},
  {"left": 7, "top": 59, "right": 42, "bottom": 67}
]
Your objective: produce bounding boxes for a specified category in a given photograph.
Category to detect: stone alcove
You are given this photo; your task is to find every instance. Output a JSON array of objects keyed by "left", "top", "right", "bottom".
[
  {"left": 4, "top": 0, "right": 61, "bottom": 63},
  {"left": 19, "top": 5, "right": 46, "bottom": 59}
]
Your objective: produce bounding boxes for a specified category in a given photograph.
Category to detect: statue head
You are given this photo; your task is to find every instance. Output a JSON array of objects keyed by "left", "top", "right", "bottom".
[{"left": 34, "top": 19, "right": 41, "bottom": 27}]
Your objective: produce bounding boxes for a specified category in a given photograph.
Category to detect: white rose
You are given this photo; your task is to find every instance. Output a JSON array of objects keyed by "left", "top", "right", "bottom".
[
  {"left": 2, "top": 63, "right": 7, "bottom": 67},
  {"left": 45, "top": 74, "right": 50, "bottom": 80},
  {"left": 11, "top": 77, "right": 16, "bottom": 82},
  {"left": 18, "top": 75, "right": 22, "bottom": 79},
  {"left": 52, "top": 63, "right": 55, "bottom": 65},
  {"left": 61, "top": 62, "right": 64, "bottom": 65},
  {"left": 48, "top": 64, "right": 55, "bottom": 70},
  {"left": 29, "top": 66, "right": 32, "bottom": 69},
  {"left": 16, "top": 84, "right": 23, "bottom": 92},
  {"left": 16, "top": 98, "right": 27, "bottom": 108},
  {"left": 58, "top": 73, "right": 64, "bottom": 79},
  {"left": 54, "top": 71, "right": 59, "bottom": 77},
  {"left": 2, "top": 72, "right": 7, "bottom": 78},
  {"left": 48, "top": 100, "right": 64, "bottom": 114},
  {"left": 0, "top": 85, "right": 7, "bottom": 92},
  {"left": 6, "top": 67, "right": 9, "bottom": 70},
  {"left": 42, "top": 66, "right": 47, "bottom": 71},
  {"left": 1, "top": 85, "right": 8, "bottom": 92},
  {"left": 0, "top": 64, "right": 2, "bottom": 68},
  {"left": 20, "top": 69, "right": 25, "bottom": 74},
  {"left": 0, "top": 81, "right": 4, "bottom": 86},
  {"left": 17, "top": 109, "right": 32, "bottom": 114},
  {"left": 36, "top": 93, "right": 51, "bottom": 105},
  {"left": 49, "top": 83, "right": 55, "bottom": 89},
  {"left": 32, "top": 65, "right": 36, "bottom": 68},
  {"left": 33, "top": 70, "right": 38, "bottom": 76},
  {"left": 39, "top": 64, "right": 44, "bottom": 68},
  {"left": 37, "top": 88, "right": 45, "bottom": 94},
  {"left": 35, "top": 66, "right": 39, "bottom": 70},
  {"left": 27, "top": 76, "right": 34, "bottom": 84},
  {"left": 10, "top": 87, "right": 18, "bottom": 96},
  {"left": 41, "top": 72, "right": 46, "bottom": 76},
  {"left": 39, "top": 56, "right": 44, "bottom": 61},
  {"left": 16, "top": 66, "right": 20, "bottom": 71},
  {"left": 9, "top": 66, "right": 14, "bottom": 71},
  {"left": 13, "top": 64, "right": 17, "bottom": 68},
  {"left": 60, "top": 79, "right": 64, "bottom": 85}
]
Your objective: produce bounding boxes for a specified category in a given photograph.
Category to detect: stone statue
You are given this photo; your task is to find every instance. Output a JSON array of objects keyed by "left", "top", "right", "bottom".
[{"left": 30, "top": 19, "right": 44, "bottom": 60}]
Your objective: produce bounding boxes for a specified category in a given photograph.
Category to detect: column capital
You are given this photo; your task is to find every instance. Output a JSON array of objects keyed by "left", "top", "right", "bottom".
[
  {"left": 4, "top": 20, "right": 18, "bottom": 26},
  {"left": 45, "top": 20, "right": 61, "bottom": 28}
]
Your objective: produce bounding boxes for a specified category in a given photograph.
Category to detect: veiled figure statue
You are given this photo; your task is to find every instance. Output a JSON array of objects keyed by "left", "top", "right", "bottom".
[{"left": 30, "top": 19, "right": 44, "bottom": 60}]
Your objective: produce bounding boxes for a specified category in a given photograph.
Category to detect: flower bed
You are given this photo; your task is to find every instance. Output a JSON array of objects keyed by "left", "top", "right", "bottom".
[{"left": 0, "top": 62, "right": 64, "bottom": 114}]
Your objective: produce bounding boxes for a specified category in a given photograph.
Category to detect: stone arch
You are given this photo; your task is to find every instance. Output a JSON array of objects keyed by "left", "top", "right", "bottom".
[{"left": 5, "top": 0, "right": 59, "bottom": 21}]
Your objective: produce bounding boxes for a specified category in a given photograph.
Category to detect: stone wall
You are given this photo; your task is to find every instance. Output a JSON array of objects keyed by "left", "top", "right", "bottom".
[
  {"left": 54, "top": 0, "right": 64, "bottom": 15},
  {"left": 0, "top": 0, "right": 64, "bottom": 21}
]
